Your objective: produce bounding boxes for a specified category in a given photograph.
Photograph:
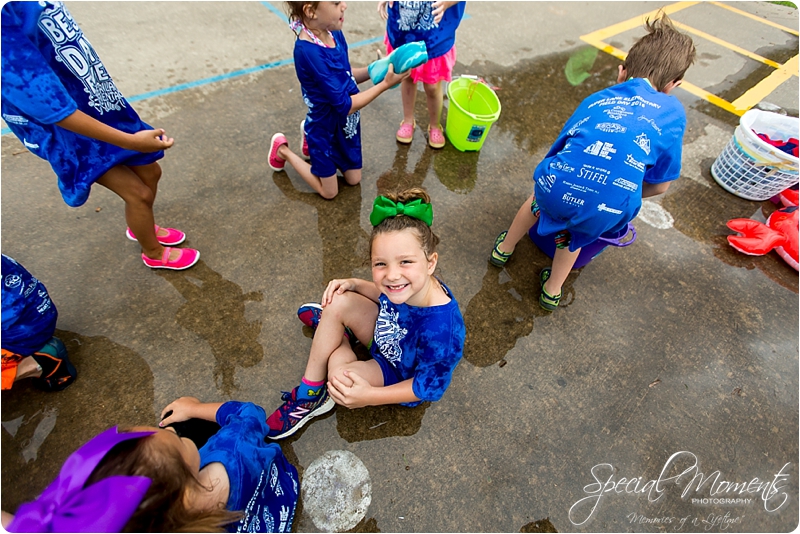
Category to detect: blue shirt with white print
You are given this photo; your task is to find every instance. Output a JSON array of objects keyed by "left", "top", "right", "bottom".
[
  {"left": 199, "top": 402, "right": 299, "bottom": 533},
  {"left": 1, "top": 255, "right": 58, "bottom": 356},
  {"left": 1, "top": 1, "right": 163, "bottom": 208},
  {"left": 385, "top": 1, "right": 466, "bottom": 59},
  {"left": 370, "top": 282, "right": 465, "bottom": 406},
  {"left": 532, "top": 78, "right": 685, "bottom": 251},
  {"left": 293, "top": 30, "right": 362, "bottom": 175}
]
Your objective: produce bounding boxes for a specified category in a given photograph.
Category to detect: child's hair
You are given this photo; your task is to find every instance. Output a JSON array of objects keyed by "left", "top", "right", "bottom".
[
  {"left": 285, "top": 1, "right": 319, "bottom": 25},
  {"left": 623, "top": 11, "right": 696, "bottom": 92},
  {"left": 370, "top": 187, "right": 440, "bottom": 260},
  {"left": 85, "top": 429, "right": 241, "bottom": 533}
]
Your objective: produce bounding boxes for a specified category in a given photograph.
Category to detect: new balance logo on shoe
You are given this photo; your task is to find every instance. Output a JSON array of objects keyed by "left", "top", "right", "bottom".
[{"left": 289, "top": 406, "right": 310, "bottom": 420}]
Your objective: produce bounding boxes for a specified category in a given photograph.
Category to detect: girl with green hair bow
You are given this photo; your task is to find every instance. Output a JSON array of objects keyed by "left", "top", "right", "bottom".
[{"left": 265, "top": 187, "right": 466, "bottom": 440}]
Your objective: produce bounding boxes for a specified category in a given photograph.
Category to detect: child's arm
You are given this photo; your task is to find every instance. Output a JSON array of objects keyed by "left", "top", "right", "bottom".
[
  {"left": 321, "top": 278, "right": 382, "bottom": 306},
  {"left": 642, "top": 182, "right": 671, "bottom": 197},
  {"left": 352, "top": 66, "right": 371, "bottom": 85},
  {"left": 159, "top": 397, "right": 224, "bottom": 427},
  {"left": 348, "top": 65, "right": 409, "bottom": 114},
  {"left": 56, "top": 110, "right": 174, "bottom": 153},
  {"left": 328, "top": 371, "right": 419, "bottom": 408},
  {"left": 432, "top": 1, "right": 460, "bottom": 24}
]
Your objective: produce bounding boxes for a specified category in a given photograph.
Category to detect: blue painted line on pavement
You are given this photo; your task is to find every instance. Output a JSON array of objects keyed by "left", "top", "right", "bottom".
[
  {"left": 1, "top": 15, "right": 447, "bottom": 136},
  {"left": 260, "top": 1, "right": 289, "bottom": 23}
]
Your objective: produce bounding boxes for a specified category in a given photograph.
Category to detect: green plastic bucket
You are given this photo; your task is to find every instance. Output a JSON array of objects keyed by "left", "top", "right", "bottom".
[{"left": 445, "top": 77, "right": 501, "bottom": 151}]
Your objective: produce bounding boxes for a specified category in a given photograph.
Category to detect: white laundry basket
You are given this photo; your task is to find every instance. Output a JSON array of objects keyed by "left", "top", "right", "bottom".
[{"left": 711, "top": 109, "right": 798, "bottom": 201}]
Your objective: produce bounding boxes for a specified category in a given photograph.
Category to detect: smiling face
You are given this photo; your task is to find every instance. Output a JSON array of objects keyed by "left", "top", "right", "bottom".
[
  {"left": 371, "top": 229, "right": 438, "bottom": 307},
  {"left": 305, "top": 1, "right": 347, "bottom": 33}
]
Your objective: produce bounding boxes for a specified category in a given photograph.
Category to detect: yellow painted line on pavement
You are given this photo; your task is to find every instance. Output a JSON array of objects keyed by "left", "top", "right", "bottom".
[
  {"left": 731, "top": 55, "right": 799, "bottom": 111},
  {"left": 580, "top": 2, "right": 699, "bottom": 42},
  {"left": 671, "top": 21, "right": 782, "bottom": 69},
  {"left": 579, "top": 1, "right": 797, "bottom": 115},
  {"left": 676, "top": 81, "right": 744, "bottom": 116},
  {"left": 709, "top": 1, "right": 799, "bottom": 36}
]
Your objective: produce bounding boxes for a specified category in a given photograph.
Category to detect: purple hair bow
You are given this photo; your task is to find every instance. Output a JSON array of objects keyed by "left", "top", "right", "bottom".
[{"left": 8, "top": 426, "right": 155, "bottom": 533}]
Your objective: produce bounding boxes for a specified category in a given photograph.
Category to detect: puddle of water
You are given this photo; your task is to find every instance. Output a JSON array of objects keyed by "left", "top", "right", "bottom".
[
  {"left": 520, "top": 517, "right": 559, "bottom": 533},
  {"left": 157, "top": 261, "right": 265, "bottom": 397},
  {"left": 21, "top": 407, "right": 58, "bottom": 463},
  {"left": 693, "top": 37, "right": 800, "bottom": 123},
  {"left": 1, "top": 415, "right": 25, "bottom": 438}
]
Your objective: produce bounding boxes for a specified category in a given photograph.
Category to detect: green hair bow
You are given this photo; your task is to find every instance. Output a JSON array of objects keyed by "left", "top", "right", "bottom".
[{"left": 370, "top": 196, "right": 433, "bottom": 227}]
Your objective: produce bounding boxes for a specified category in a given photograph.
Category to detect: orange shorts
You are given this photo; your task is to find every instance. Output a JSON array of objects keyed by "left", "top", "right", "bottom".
[{"left": 2, "top": 348, "right": 24, "bottom": 390}]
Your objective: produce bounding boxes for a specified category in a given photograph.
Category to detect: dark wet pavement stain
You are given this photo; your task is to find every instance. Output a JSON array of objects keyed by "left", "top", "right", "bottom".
[
  {"left": 463, "top": 47, "right": 622, "bottom": 156},
  {"left": 157, "top": 261, "right": 264, "bottom": 397},
  {"left": 520, "top": 517, "right": 559, "bottom": 532},
  {"left": 463, "top": 239, "right": 581, "bottom": 368},
  {"left": 695, "top": 37, "right": 800, "bottom": 122},
  {"left": 1, "top": 329, "right": 154, "bottom": 513},
  {"left": 273, "top": 175, "right": 370, "bottom": 283},
  {"left": 662, "top": 167, "right": 799, "bottom": 294}
]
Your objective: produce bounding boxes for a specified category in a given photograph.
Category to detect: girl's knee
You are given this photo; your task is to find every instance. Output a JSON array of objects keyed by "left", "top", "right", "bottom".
[
  {"left": 129, "top": 181, "right": 156, "bottom": 207},
  {"left": 344, "top": 170, "right": 361, "bottom": 186},
  {"left": 320, "top": 177, "right": 339, "bottom": 200},
  {"left": 135, "top": 162, "right": 162, "bottom": 183},
  {"left": 423, "top": 82, "right": 442, "bottom": 95}
]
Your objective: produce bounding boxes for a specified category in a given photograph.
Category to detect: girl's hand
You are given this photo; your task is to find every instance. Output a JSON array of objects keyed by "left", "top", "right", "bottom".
[
  {"left": 328, "top": 370, "right": 372, "bottom": 409},
  {"left": 159, "top": 396, "right": 200, "bottom": 427},
  {"left": 321, "top": 278, "right": 356, "bottom": 307},
  {"left": 383, "top": 64, "right": 410, "bottom": 88},
  {"left": 377, "top": 1, "right": 393, "bottom": 20},
  {"left": 432, "top": 1, "right": 457, "bottom": 24},
  {"left": 128, "top": 129, "right": 175, "bottom": 152}
]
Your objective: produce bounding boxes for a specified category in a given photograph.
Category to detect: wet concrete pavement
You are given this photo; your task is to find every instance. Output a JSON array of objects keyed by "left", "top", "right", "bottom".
[{"left": 2, "top": 2, "right": 798, "bottom": 532}]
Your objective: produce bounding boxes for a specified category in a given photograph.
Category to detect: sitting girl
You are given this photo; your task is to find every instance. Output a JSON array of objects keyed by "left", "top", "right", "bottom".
[
  {"left": 266, "top": 187, "right": 466, "bottom": 440},
  {"left": 5, "top": 400, "right": 298, "bottom": 533}
]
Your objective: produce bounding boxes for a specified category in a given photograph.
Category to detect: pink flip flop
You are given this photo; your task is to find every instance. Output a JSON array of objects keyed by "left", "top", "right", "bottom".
[
  {"left": 126, "top": 225, "right": 186, "bottom": 246},
  {"left": 142, "top": 247, "right": 200, "bottom": 270}
]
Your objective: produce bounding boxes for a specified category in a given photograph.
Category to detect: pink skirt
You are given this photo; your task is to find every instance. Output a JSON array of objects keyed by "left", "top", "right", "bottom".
[{"left": 385, "top": 35, "right": 456, "bottom": 85}]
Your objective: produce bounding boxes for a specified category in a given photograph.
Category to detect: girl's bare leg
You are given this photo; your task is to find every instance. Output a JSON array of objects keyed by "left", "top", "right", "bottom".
[
  {"left": 302, "top": 291, "right": 379, "bottom": 382},
  {"left": 96, "top": 165, "right": 179, "bottom": 260},
  {"left": 423, "top": 81, "right": 444, "bottom": 128},
  {"left": 277, "top": 145, "right": 339, "bottom": 199},
  {"left": 400, "top": 76, "right": 417, "bottom": 126},
  {"left": 343, "top": 168, "right": 362, "bottom": 186}
]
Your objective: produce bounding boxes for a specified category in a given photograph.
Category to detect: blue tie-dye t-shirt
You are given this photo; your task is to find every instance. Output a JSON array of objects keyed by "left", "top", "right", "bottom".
[
  {"left": 294, "top": 30, "right": 362, "bottom": 178},
  {"left": 369, "top": 282, "right": 465, "bottom": 406},
  {"left": 1, "top": 255, "right": 58, "bottom": 356},
  {"left": 385, "top": 1, "right": 465, "bottom": 59},
  {"left": 1, "top": 1, "right": 163, "bottom": 208},
  {"left": 199, "top": 402, "right": 299, "bottom": 533}
]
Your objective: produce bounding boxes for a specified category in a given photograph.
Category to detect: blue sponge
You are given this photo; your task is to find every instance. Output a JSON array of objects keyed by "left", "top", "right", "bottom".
[{"left": 368, "top": 41, "right": 428, "bottom": 86}]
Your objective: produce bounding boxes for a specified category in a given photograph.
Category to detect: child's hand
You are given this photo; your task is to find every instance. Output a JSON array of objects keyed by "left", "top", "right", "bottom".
[
  {"left": 321, "top": 278, "right": 356, "bottom": 307},
  {"left": 377, "top": 1, "right": 393, "bottom": 21},
  {"left": 383, "top": 64, "right": 410, "bottom": 88},
  {"left": 432, "top": 1, "right": 456, "bottom": 24},
  {"left": 128, "top": 128, "right": 175, "bottom": 152},
  {"left": 328, "top": 370, "right": 372, "bottom": 409},
  {"left": 159, "top": 396, "right": 201, "bottom": 427}
]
